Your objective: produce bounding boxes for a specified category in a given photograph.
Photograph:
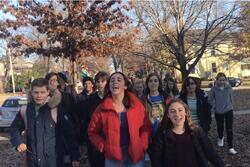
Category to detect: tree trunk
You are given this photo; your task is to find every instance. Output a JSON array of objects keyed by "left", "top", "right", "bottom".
[
  {"left": 112, "top": 55, "right": 119, "bottom": 72},
  {"left": 71, "top": 60, "right": 77, "bottom": 86},
  {"left": 121, "top": 59, "right": 124, "bottom": 72},
  {"left": 180, "top": 68, "right": 189, "bottom": 82},
  {"left": 8, "top": 48, "right": 15, "bottom": 95},
  {"left": 46, "top": 56, "right": 51, "bottom": 73},
  {"left": 62, "top": 54, "right": 65, "bottom": 71}
]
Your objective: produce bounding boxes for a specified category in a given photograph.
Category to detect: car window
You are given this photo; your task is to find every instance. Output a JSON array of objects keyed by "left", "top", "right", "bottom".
[
  {"left": 2, "top": 99, "right": 20, "bottom": 107},
  {"left": 3, "top": 99, "right": 27, "bottom": 107}
]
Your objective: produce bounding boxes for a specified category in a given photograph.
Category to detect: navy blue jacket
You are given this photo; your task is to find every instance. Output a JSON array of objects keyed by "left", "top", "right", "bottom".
[{"left": 10, "top": 102, "right": 79, "bottom": 167}]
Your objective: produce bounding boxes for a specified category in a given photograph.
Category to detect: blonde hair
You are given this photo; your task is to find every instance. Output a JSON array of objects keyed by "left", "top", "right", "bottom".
[{"left": 160, "top": 99, "right": 197, "bottom": 133}]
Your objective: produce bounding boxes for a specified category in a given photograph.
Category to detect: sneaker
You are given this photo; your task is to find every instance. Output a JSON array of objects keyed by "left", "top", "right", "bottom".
[
  {"left": 229, "top": 148, "right": 238, "bottom": 155},
  {"left": 217, "top": 137, "right": 224, "bottom": 147}
]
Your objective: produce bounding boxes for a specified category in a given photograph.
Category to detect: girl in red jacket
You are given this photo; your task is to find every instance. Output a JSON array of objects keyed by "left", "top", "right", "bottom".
[{"left": 88, "top": 72, "right": 152, "bottom": 167}]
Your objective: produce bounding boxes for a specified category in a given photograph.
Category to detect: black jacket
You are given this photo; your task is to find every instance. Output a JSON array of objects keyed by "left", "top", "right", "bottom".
[
  {"left": 10, "top": 102, "right": 79, "bottom": 167},
  {"left": 149, "top": 127, "right": 224, "bottom": 167},
  {"left": 77, "top": 92, "right": 103, "bottom": 143},
  {"left": 77, "top": 90, "right": 95, "bottom": 103},
  {"left": 81, "top": 92, "right": 105, "bottom": 167},
  {"left": 179, "top": 90, "right": 211, "bottom": 133}
]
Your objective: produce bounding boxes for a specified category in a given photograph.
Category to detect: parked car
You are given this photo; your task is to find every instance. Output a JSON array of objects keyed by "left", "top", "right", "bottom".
[
  {"left": 228, "top": 77, "right": 242, "bottom": 87},
  {"left": 0, "top": 96, "right": 27, "bottom": 132},
  {"left": 208, "top": 77, "right": 242, "bottom": 88}
]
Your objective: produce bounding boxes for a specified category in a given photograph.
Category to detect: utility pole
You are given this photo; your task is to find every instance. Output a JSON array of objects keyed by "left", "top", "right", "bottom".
[{"left": 8, "top": 48, "right": 15, "bottom": 95}]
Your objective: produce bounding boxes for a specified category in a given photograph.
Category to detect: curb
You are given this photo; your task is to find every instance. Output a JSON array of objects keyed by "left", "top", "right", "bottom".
[{"left": 234, "top": 110, "right": 250, "bottom": 115}]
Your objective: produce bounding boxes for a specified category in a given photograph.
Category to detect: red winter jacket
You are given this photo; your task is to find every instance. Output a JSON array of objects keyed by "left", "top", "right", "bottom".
[{"left": 88, "top": 92, "right": 152, "bottom": 163}]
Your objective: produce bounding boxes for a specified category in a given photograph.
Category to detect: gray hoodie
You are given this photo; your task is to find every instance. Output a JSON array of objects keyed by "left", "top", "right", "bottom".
[{"left": 209, "top": 83, "right": 234, "bottom": 114}]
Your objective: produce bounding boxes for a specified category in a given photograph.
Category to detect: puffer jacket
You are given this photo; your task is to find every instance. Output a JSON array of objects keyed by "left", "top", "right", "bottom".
[{"left": 88, "top": 92, "right": 152, "bottom": 163}]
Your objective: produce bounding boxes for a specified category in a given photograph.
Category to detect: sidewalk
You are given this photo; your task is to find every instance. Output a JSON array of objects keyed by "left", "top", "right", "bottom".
[
  {"left": 211, "top": 110, "right": 250, "bottom": 117},
  {"left": 234, "top": 109, "right": 250, "bottom": 115}
]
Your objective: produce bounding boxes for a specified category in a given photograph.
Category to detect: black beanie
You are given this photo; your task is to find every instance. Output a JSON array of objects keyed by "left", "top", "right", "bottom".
[{"left": 58, "top": 72, "right": 68, "bottom": 83}]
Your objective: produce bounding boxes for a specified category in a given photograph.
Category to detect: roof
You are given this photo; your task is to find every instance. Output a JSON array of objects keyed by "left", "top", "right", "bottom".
[{"left": 6, "top": 96, "right": 27, "bottom": 100}]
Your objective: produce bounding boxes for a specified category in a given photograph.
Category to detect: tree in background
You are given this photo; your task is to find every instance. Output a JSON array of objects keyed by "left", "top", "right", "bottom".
[
  {"left": 235, "top": 1, "right": 250, "bottom": 58},
  {"left": 134, "top": 0, "right": 239, "bottom": 80},
  {"left": 0, "top": 0, "right": 137, "bottom": 84}
]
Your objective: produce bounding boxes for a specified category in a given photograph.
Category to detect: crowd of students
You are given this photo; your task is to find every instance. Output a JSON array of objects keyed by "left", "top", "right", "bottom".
[{"left": 9, "top": 71, "right": 237, "bottom": 167}]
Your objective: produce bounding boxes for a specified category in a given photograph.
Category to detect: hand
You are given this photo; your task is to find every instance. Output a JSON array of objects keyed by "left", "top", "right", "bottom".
[
  {"left": 17, "top": 143, "right": 27, "bottom": 153},
  {"left": 99, "top": 143, "right": 105, "bottom": 153},
  {"left": 72, "top": 161, "right": 79, "bottom": 167}
]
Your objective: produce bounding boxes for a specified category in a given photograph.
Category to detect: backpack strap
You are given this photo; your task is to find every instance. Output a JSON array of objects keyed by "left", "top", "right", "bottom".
[{"left": 20, "top": 105, "right": 28, "bottom": 130}]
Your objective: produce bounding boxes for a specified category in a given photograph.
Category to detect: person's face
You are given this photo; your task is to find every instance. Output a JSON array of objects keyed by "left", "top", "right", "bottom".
[
  {"left": 148, "top": 75, "right": 159, "bottom": 92},
  {"left": 217, "top": 76, "right": 226, "bottom": 87},
  {"left": 48, "top": 75, "right": 59, "bottom": 90},
  {"left": 58, "top": 77, "right": 65, "bottom": 86},
  {"left": 167, "top": 102, "right": 186, "bottom": 128},
  {"left": 186, "top": 78, "right": 196, "bottom": 93},
  {"left": 167, "top": 80, "right": 174, "bottom": 90},
  {"left": 31, "top": 86, "right": 50, "bottom": 105},
  {"left": 96, "top": 78, "right": 107, "bottom": 93},
  {"left": 109, "top": 73, "right": 127, "bottom": 96},
  {"left": 84, "top": 81, "right": 94, "bottom": 93},
  {"left": 134, "top": 82, "right": 144, "bottom": 96}
]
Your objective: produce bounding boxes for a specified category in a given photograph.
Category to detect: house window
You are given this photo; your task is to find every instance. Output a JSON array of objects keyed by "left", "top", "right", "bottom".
[
  {"left": 212, "top": 63, "right": 217, "bottom": 73},
  {"left": 241, "top": 64, "right": 250, "bottom": 70}
]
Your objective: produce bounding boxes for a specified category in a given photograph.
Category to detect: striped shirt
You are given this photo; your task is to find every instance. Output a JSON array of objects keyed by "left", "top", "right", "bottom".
[{"left": 187, "top": 97, "right": 199, "bottom": 123}]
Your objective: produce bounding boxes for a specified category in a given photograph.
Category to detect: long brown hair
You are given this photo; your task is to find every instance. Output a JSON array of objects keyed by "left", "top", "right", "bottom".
[
  {"left": 216, "top": 72, "right": 227, "bottom": 80},
  {"left": 104, "top": 72, "right": 135, "bottom": 109},
  {"left": 145, "top": 73, "right": 165, "bottom": 96},
  {"left": 160, "top": 99, "right": 197, "bottom": 134}
]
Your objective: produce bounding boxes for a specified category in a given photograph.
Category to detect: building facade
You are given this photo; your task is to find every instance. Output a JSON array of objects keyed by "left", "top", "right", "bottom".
[{"left": 187, "top": 41, "right": 250, "bottom": 79}]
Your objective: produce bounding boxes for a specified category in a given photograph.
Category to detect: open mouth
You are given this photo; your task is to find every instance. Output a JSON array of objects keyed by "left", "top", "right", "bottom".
[
  {"left": 174, "top": 117, "right": 183, "bottom": 122},
  {"left": 112, "top": 85, "right": 119, "bottom": 90}
]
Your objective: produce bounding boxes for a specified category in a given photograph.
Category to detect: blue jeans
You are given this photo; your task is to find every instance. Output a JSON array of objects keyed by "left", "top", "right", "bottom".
[{"left": 105, "top": 147, "right": 145, "bottom": 167}]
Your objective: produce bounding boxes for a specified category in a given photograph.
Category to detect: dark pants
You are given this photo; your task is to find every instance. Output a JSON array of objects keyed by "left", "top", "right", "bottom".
[
  {"left": 87, "top": 140, "right": 105, "bottom": 167},
  {"left": 215, "top": 110, "right": 234, "bottom": 148}
]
